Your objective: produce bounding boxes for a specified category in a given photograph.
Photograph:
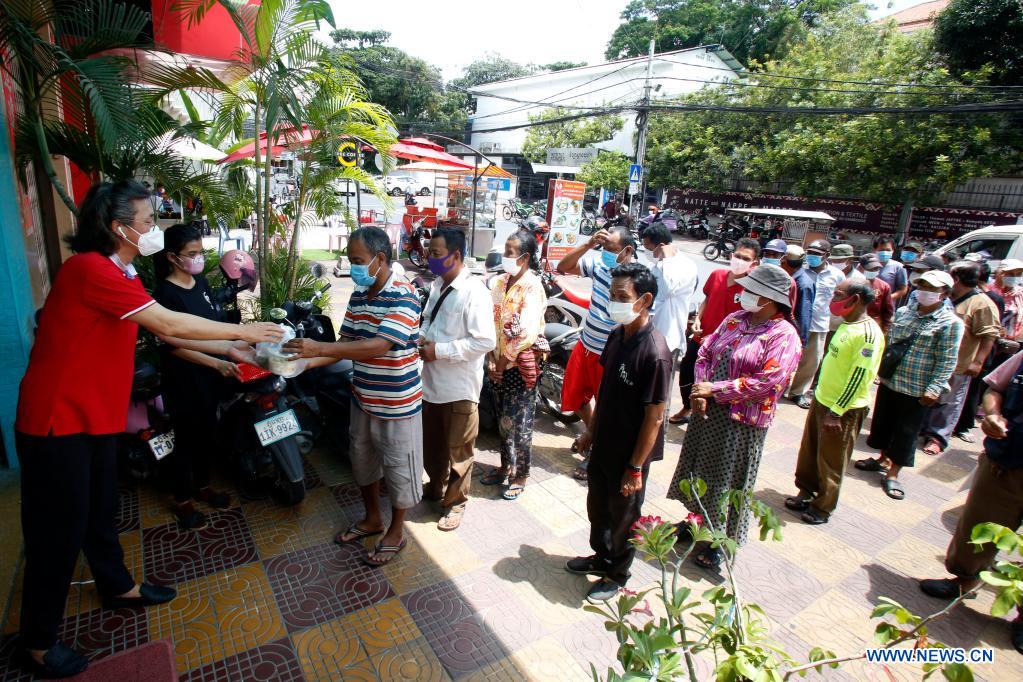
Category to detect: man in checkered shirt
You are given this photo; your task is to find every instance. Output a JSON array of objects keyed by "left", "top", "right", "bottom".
[{"left": 854, "top": 270, "right": 963, "bottom": 501}]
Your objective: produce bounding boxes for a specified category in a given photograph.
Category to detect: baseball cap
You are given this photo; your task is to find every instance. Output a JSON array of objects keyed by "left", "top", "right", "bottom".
[
  {"left": 763, "top": 239, "right": 788, "bottom": 254},
  {"left": 918, "top": 270, "right": 954, "bottom": 289},
  {"left": 909, "top": 254, "right": 946, "bottom": 271},
  {"left": 859, "top": 253, "right": 881, "bottom": 270},
  {"left": 904, "top": 241, "right": 925, "bottom": 253},
  {"left": 998, "top": 258, "right": 1023, "bottom": 272},
  {"left": 831, "top": 244, "right": 855, "bottom": 259},
  {"left": 786, "top": 244, "right": 805, "bottom": 259},
  {"left": 806, "top": 239, "right": 831, "bottom": 253}
]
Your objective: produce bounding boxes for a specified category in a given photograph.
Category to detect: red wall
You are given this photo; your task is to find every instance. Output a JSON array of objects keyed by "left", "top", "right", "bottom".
[{"left": 151, "top": 1, "right": 247, "bottom": 61}]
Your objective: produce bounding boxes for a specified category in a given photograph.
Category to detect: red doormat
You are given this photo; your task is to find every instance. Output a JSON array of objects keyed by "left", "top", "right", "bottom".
[{"left": 76, "top": 639, "right": 176, "bottom": 681}]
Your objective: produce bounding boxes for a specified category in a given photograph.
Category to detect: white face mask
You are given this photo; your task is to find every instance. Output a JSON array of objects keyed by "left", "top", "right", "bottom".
[
  {"left": 864, "top": 270, "right": 879, "bottom": 281},
  {"left": 607, "top": 300, "right": 640, "bottom": 325},
  {"left": 730, "top": 256, "right": 752, "bottom": 275},
  {"left": 916, "top": 290, "right": 942, "bottom": 307},
  {"left": 119, "top": 223, "right": 164, "bottom": 257},
  {"left": 502, "top": 255, "right": 523, "bottom": 275},
  {"left": 739, "top": 290, "right": 764, "bottom": 313},
  {"left": 1004, "top": 276, "right": 1022, "bottom": 288}
]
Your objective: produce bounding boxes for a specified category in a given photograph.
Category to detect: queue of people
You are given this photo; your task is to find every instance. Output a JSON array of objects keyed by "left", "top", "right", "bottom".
[{"left": 16, "top": 178, "right": 1023, "bottom": 676}]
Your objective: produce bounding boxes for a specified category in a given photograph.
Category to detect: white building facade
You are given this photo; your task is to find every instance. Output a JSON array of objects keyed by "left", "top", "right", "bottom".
[{"left": 467, "top": 45, "right": 741, "bottom": 170}]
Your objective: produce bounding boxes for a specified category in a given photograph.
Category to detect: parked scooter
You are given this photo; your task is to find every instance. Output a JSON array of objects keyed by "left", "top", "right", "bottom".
[
  {"left": 120, "top": 360, "right": 175, "bottom": 482},
  {"left": 542, "top": 269, "right": 590, "bottom": 327},
  {"left": 274, "top": 271, "right": 355, "bottom": 461},
  {"left": 403, "top": 214, "right": 431, "bottom": 269}
]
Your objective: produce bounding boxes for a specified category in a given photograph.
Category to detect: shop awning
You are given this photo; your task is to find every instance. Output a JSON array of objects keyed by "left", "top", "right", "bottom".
[
  {"left": 160, "top": 135, "right": 224, "bottom": 161},
  {"left": 530, "top": 163, "right": 581, "bottom": 175}
]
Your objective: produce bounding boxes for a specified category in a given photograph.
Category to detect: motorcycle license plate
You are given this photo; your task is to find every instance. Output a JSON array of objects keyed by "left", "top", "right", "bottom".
[
  {"left": 147, "top": 431, "right": 176, "bottom": 460},
  {"left": 254, "top": 409, "right": 300, "bottom": 447}
]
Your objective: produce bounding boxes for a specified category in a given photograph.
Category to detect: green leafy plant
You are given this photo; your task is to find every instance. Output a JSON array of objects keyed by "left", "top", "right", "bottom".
[{"left": 589, "top": 477, "right": 985, "bottom": 681}]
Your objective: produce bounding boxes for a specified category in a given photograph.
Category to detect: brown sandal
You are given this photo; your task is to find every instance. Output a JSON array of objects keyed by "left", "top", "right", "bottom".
[{"left": 437, "top": 505, "right": 465, "bottom": 531}]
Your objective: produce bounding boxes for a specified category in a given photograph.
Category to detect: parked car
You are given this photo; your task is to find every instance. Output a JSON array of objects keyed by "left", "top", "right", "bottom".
[
  {"left": 383, "top": 174, "right": 431, "bottom": 196},
  {"left": 932, "top": 225, "right": 1023, "bottom": 267}
]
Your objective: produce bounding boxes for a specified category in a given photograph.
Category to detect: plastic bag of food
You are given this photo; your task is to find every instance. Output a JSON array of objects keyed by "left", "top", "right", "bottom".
[{"left": 255, "top": 324, "right": 307, "bottom": 377}]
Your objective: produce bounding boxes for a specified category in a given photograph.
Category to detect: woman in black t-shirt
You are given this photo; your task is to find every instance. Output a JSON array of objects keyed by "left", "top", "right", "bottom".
[{"left": 153, "top": 224, "right": 243, "bottom": 529}]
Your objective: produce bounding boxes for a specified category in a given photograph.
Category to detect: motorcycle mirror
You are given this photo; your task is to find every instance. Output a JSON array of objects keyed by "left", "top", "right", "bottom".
[
  {"left": 268, "top": 308, "right": 288, "bottom": 322},
  {"left": 310, "top": 263, "right": 325, "bottom": 279}
]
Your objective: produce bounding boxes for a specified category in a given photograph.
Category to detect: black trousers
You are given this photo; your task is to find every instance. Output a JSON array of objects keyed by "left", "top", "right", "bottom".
[
  {"left": 587, "top": 464, "right": 648, "bottom": 585},
  {"left": 678, "top": 338, "right": 699, "bottom": 410},
  {"left": 165, "top": 371, "right": 222, "bottom": 502},
  {"left": 17, "top": 432, "right": 135, "bottom": 650},
  {"left": 953, "top": 375, "right": 984, "bottom": 435}
]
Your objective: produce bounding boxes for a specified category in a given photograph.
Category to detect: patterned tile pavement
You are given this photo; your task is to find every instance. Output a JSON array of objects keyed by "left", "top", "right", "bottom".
[{"left": 1, "top": 393, "right": 1023, "bottom": 680}]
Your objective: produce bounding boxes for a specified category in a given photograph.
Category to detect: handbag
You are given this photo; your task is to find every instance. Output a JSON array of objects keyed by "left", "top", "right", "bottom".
[{"left": 877, "top": 336, "right": 913, "bottom": 380}]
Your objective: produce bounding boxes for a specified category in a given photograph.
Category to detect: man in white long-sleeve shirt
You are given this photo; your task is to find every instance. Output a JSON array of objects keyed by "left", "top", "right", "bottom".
[
  {"left": 641, "top": 223, "right": 699, "bottom": 356},
  {"left": 420, "top": 228, "right": 497, "bottom": 531}
]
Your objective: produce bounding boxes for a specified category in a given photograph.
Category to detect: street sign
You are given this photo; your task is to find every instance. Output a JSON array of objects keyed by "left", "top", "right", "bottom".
[
  {"left": 628, "top": 163, "right": 642, "bottom": 183},
  {"left": 336, "top": 142, "right": 359, "bottom": 167},
  {"left": 628, "top": 181, "right": 640, "bottom": 195}
]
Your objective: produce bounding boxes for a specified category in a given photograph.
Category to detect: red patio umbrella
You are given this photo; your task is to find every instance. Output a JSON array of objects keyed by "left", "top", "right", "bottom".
[
  {"left": 389, "top": 140, "right": 474, "bottom": 169},
  {"left": 218, "top": 125, "right": 318, "bottom": 164}
]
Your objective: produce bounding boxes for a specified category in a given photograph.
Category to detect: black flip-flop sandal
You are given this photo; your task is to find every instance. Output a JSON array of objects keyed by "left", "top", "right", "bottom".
[
  {"left": 854, "top": 458, "right": 887, "bottom": 472},
  {"left": 363, "top": 537, "right": 408, "bottom": 567},
  {"left": 882, "top": 478, "right": 905, "bottom": 500},
  {"left": 335, "top": 524, "right": 383, "bottom": 545},
  {"left": 784, "top": 496, "right": 810, "bottom": 512},
  {"left": 800, "top": 509, "right": 828, "bottom": 525},
  {"left": 694, "top": 548, "right": 722, "bottom": 570}
]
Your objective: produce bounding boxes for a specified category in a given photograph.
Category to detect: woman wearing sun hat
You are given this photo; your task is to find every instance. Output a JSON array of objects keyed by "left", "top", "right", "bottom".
[{"left": 667, "top": 264, "right": 802, "bottom": 569}]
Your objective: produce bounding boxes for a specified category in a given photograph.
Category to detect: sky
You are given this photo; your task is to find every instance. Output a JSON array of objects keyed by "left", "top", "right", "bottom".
[{"left": 321, "top": 1, "right": 931, "bottom": 81}]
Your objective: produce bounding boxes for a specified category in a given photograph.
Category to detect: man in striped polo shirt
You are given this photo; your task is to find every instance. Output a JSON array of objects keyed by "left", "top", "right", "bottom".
[
  {"left": 785, "top": 279, "right": 884, "bottom": 524},
  {"left": 557, "top": 226, "right": 637, "bottom": 478},
  {"left": 285, "top": 227, "right": 422, "bottom": 567}
]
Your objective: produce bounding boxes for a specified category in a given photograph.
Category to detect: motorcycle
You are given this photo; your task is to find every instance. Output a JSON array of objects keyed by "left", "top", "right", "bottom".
[
  {"left": 273, "top": 276, "right": 356, "bottom": 461},
  {"left": 542, "top": 269, "right": 590, "bottom": 327},
  {"left": 536, "top": 322, "right": 582, "bottom": 424},
  {"left": 120, "top": 360, "right": 175, "bottom": 482},
  {"left": 402, "top": 214, "right": 431, "bottom": 269},
  {"left": 703, "top": 229, "right": 737, "bottom": 262}
]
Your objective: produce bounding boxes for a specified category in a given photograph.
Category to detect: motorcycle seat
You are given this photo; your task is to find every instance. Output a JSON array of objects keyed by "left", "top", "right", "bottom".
[{"left": 556, "top": 276, "right": 591, "bottom": 309}]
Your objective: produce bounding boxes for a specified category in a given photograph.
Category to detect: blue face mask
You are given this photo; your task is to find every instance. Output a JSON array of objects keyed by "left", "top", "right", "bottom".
[
  {"left": 762, "top": 257, "right": 782, "bottom": 267},
  {"left": 601, "top": 249, "right": 620, "bottom": 269},
  {"left": 876, "top": 250, "right": 892, "bottom": 263},
  {"left": 806, "top": 254, "right": 824, "bottom": 268},
  {"left": 351, "top": 257, "right": 380, "bottom": 287},
  {"left": 901, "top": 251, "right": 918, "bottom": 264}
]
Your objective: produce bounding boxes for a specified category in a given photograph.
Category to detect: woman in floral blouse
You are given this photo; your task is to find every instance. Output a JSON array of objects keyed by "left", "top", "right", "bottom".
[
  {"left": 668, "top": 264, "right": 802, "bottom": 568},
  {"left": 482, "top": 230, "right": 548, "bottom": 500}
]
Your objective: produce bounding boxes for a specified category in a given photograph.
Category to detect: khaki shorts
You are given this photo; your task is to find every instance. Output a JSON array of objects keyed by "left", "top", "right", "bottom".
[{"left": 349, "top": 403, "right": 423, "bottom": 509}]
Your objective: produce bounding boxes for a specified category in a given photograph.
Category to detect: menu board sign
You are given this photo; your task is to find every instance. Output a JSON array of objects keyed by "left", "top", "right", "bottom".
[{"left": 546, "top": 179, "right": 586, "bottom": 265}]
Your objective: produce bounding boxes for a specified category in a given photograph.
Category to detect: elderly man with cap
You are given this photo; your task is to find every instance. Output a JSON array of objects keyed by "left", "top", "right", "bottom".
[
  {"left": 900, "top": 241, "right": 925, "bottom": 268},
  {"left": 830, "top": 244, "right": 862, "bottom": 281},
  {"left": 996, "top": 258, "right": 1023, "bottom": 343},
  {"left": 761, "top": 238, "right": 799, "bottom": 308},
  {"left": 668, "top": 264, "right": 802, "bottom": 569},
  {"left": 919, "top": 261, "right": 1001, "bottom": 456},
  {"left": 858, "top": 254, "right": 894, "bottom": 334},
  {"left": 785, "top": 239, "right": 844, "bottom": 409},
  {"left": 855, "top": 270, "right": 963, "bottom": 500},
  {"left": 781, "top": 244, "right": 815, "bottom": 346}
]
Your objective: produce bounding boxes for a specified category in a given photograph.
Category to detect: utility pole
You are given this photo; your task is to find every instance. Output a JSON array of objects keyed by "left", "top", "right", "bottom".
[{"left": 631, "top": 38, "right": 655, "bottom": 218}]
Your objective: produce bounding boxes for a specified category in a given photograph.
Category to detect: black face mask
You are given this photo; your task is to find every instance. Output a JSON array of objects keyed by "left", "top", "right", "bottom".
[{"left": 785, "top": 259, "right": 803, "bottom": 269}]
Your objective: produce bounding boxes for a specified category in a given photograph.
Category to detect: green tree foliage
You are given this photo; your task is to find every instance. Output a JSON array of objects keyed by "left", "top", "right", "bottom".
[
  {"left": 521, "top": 109, "right": 624, "bottom": 163},
  {"left": 449, "top": 55, "right": 534, "bottom": 115},
  {"left": 540, "top": 61, "right": 588, "bottom": 72},
  {"left": 578, "top": 152, "right": 632, "bottom": 191},
  {"left": 645, "top": 9, "right": 1022, "bottom": 235},
  {"left": 933, "top": 0, "right": 1023, "bottom": 87},
  {"left": 605, "top": 0, "right": 855, "bottom": 65}
]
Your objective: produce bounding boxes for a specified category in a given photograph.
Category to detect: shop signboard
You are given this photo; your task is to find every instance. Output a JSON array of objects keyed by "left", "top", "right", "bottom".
[
  {"left": 546, "top": 147, "right": 598, "bottom": 166},
  {"left": 546, "top": 178, "right": 586, "bottom": 265},
  {"left": 665, "top": 188, "right": 1023, "bottom": 240}
]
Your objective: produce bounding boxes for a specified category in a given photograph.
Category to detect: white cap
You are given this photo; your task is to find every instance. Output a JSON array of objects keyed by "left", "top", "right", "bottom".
[
  {"left": 997, "top": 258, "right": 1023, "bottom": 272},
  {"left": 785, "top": 244, "right": 805, "bottom": 259},
  {"left": 918, "top": 270, "right": 954, "bottom": 289}
]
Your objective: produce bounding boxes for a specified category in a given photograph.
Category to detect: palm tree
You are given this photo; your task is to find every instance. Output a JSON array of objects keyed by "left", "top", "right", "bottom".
[
  {"left": 0, "top": 0, "right": 152, "bottom": 213},
  {"left": 178, "top": 0, "right": 397, "bottom": 308}
]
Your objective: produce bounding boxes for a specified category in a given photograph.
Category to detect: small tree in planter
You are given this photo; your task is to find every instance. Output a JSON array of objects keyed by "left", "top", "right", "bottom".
[{"left": 587, "top": 477, "right": 1012, "bottom": 681}]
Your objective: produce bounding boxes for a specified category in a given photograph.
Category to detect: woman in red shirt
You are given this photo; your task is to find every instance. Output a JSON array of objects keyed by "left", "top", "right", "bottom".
[{"left": 15, "top": 181, "right": 281, "bottom": 678}]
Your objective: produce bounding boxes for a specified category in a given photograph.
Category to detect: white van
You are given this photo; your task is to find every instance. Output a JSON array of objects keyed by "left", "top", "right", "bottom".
[{"left": 933, "top": 224, "right": 1023, "bottom": 267}]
